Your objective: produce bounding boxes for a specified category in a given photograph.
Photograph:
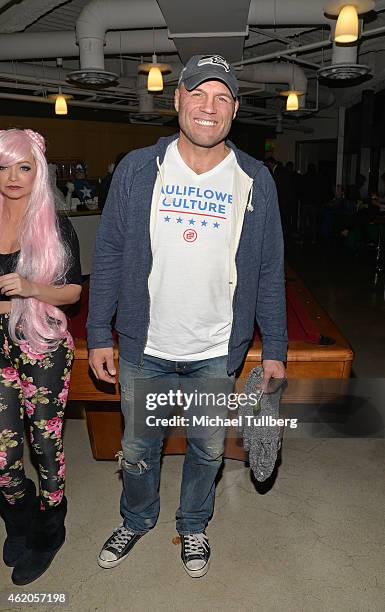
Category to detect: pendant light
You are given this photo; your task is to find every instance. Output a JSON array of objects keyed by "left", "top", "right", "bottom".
[
  {"left": 335, "top": 5, "right": 359, "bottom": 43},
  {"left": 286, "top": 92, "right": 299, "bottom": 111},
  {"left": 147, "top": 55, "right": 164, "bottom": 91},
  {"left": 48, "top": 60, "right": 72, "bottom": 115},
  {"left": 55, "top": 89, "right": 68, "bottom": 114},
  {"left": 137, "top": 29, "right": 171, "bottom": 92},
  {"left": 48, "top": 88, "right": 72, "bottom": 115},
  {"left": 279, "top": 61, "right": 304, "bottom": 112}
]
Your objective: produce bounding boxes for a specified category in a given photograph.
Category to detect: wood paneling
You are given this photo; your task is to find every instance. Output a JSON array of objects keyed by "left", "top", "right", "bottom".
[{"left": 0, "top": 116, "right": 175, "bottom": 178}]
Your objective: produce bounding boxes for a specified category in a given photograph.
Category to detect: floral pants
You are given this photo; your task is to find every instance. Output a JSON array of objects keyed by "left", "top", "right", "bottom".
[{"left": 0, "top": 314, "right": 74, "bottom": 508}]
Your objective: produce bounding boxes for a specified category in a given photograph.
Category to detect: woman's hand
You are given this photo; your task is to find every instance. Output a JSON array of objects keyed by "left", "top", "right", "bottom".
[
  {"left": 0, "top": 273, "right": 37, "bottom": 298},
  {"left": 0, "top": 273, "right": 81, "bottom": 305}
]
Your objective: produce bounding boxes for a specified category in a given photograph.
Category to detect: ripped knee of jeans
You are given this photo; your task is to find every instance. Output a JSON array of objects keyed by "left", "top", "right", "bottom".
[
  {"left": 115, "top": 450, "right": 150, "bottom": 475},
  {"left": 193, "top": 443, "right": 224, "bottom": 462},
  {"left": 205, "top": 445, "right": 224, "bottom": 461}
]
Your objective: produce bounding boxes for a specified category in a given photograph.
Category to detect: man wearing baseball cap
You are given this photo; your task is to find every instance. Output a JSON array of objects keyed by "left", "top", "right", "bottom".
[{"left": 88, "top": 54, "right": 287, "bottom": 578}]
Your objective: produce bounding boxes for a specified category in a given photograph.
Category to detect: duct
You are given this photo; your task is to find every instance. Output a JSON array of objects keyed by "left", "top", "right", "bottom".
[
  {"left": 0, "top": 0, "right": 381, "bottom": 64},
  {"left": 335, "top": 49, "right": 385, "bottom": 107},
  {"left": 137, "top": 74, "right": 154, "bottom": 113},
  {"left": 74, "top": 0, "right": 338, "bottom": 75},
  {"left": 0, "top": 57, "right": 334, "bottom": 115},
  {"left": 157, "top": 0, "right": 250, "bottom": 62},
  {"left": 332, "top": 44, "right": 358, "bottom": 65},
  {"left": 239, "top": 63, "right": 308, "bottom": 94},
  {"left": 318, "top": 37, "right": 370, "bottom": 80},
  {"left": 0, "top": 61, "right": 137, "bottom": 89},
  {"left": 0, "top": 29, "right": 175, "bottom": 61},
  {"left": 75, "top": 0, "right": 165, "bottom": 72}
]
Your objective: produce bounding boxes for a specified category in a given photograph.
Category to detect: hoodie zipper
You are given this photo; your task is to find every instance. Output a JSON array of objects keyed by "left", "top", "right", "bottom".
[
  {"left": 140, "top": 157, "right": 164, "bottom": 366},
  {"left": 227, "top": 183, "right": 254, "bottom": 372}
]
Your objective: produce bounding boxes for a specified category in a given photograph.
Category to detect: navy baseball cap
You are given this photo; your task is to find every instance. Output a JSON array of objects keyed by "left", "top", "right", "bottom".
[{"left": 178, "top": 54, "right": 238, "bottom": 99}]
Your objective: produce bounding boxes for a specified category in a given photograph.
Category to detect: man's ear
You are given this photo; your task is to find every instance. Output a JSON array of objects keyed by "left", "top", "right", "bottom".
[
  {"left": 233, "top": 99, "right": 239, "bottom": 120},
  {"left": 174, "top": 88, "right": 180, "bottom": 112}
]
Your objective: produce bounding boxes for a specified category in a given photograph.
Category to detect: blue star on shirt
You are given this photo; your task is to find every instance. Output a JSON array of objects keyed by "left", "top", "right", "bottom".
[
  {"left": 164, "top": 216, "right": 171, "bottom": 222},
  {"left": 176, "top": 217, "right": 183, "bottom": 224},
  {"left": 189, "top": 218, "right": 196, "bottom": 225},
  {"left": 213, "top": 222, "right": 220, "bottom": 228},
  {"left": 201, "top": 219, "right": 208, "bottom": 227}
]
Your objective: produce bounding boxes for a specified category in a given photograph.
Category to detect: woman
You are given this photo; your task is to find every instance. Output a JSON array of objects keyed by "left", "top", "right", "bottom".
[{"left": 0, "top": 128, "right": 82, "bottom": 585}]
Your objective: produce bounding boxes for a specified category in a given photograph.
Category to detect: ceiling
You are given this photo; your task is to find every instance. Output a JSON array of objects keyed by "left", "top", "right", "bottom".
[{"left": 0, "top": 0, "right": 385, "bottom": 133}]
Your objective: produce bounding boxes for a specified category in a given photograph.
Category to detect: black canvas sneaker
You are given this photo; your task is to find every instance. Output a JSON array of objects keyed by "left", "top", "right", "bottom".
[
  {"left": 98, "top": 525, "right": 143, "bottom": 569},
  {"left": 180, "top": 532, "right": 211, "bottom": 578}
]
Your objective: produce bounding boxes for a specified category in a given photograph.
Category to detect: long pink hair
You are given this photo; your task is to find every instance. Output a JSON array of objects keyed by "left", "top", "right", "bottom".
[{"left": 0, "top": 128, "right": 69, "bottom": 352}]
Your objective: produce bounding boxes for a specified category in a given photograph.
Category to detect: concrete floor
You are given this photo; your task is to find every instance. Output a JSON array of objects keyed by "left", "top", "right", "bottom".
[{"left": 1, "top": 241, "right": 384, "bottom": 612}]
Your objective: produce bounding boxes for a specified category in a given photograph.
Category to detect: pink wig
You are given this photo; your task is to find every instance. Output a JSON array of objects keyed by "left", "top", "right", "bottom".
[{"left": 0, "top": 128, "right": 69, "bottom": 352}]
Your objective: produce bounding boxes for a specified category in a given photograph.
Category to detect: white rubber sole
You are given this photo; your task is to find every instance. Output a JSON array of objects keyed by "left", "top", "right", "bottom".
[
  {"left": 181, "top": 558, "right": 210, "bottom": 578},
  {"left": 97, "top": 551, "right": 130, "bottom": 569}
]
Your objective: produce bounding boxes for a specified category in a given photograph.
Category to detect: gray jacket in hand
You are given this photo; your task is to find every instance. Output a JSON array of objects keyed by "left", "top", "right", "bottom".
[{"left": 240, "top": 366, "right": 286, "bottom": 481}]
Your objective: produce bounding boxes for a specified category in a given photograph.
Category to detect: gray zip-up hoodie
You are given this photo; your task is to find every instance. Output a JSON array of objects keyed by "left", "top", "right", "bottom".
[{"left": 87, "top": 133, "right": 287, "bottom": 375}]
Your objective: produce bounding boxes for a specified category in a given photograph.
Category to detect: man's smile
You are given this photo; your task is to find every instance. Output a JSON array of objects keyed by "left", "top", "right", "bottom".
[{"left": 194, "top": 119, "right": 216, "bottom": 126}]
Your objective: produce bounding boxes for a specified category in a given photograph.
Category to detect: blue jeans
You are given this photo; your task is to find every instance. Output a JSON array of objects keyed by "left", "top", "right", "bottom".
[{"left": 118, "top": 354, "right": 235, "bottom": 535}]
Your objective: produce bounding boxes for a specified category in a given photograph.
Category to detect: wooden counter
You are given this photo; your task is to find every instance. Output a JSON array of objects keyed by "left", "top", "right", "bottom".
[{"left": 68, "top": 266, "right": 353, "bottom": 460}]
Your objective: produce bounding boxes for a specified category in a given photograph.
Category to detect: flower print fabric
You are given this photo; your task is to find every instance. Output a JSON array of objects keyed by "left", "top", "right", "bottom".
[{"left": 0, "top": 314, "right": 74, "bottom": 507}]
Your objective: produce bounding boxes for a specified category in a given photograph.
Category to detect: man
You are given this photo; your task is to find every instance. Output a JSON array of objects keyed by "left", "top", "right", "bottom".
[{"left": 87, "top": 54, "right": 287, "bottom": 578}]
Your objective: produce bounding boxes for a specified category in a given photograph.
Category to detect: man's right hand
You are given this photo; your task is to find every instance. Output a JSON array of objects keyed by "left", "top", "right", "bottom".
[{"left": 89, "top": 347, "right": 117, "bottom": 384}]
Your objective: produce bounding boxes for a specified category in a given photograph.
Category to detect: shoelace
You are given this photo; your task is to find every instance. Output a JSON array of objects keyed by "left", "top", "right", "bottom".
[
  {"left": 108, "top": 526, "right": 134, "bottom": 553},
  {"left": 183, "top": 533, "right": 209, "bottom": 557}
]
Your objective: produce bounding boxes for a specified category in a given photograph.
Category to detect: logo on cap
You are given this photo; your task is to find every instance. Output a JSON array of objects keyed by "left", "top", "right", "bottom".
[{"left": 197, "top": 55, "right": 230, "bottom": 73}]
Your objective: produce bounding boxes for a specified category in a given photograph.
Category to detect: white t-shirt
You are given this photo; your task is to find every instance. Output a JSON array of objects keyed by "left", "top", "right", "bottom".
[{"left": 144, "top": 140, "right": 236, "bottom": 361}]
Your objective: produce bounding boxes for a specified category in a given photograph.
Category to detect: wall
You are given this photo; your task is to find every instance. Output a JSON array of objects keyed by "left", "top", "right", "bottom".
[
  {"left": 0, "top": 116, "right": 176, "bottom": 178},
  {"left": 273, "top": 108, "right": 339, "bottom": 164},
  {"left": 0, "top": 113, "right": 276, "bottom": 176}
]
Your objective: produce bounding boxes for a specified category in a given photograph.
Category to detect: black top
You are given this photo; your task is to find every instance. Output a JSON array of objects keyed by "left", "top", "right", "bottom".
[{"left": 0, "top": 215, "right": 82, "bottom": 302}]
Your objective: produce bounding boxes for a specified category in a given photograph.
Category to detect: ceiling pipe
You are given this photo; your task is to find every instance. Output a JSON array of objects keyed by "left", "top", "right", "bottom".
[
  {"left": 240, "top": 63, "right": 308, "bottom": 94},
  {"left": 0, "top": 0, "right": 381, "bottom": 115},
  {"left": 0, "top": 29, "right": 175, "bottom": 61},
  {"left": 233, "top": 39, "right": 332, "bottom": 67},
  {"left": 0, "top": 58, "right": 308, "bottom": 104},
  {"left": 137, "top": 74, "right": 155, "bottom": 112},
  {"left": 75, "top": 0, "right": 165, "bottom": 77},
  {"left": 317, "top": 20, "right": 371, "bottom": 80},
  {"left": 0, "top": 0, "right": 381, "bottom": 64},
  {"left": 332, "top": 43, "right": 358, "bottom": 65}
]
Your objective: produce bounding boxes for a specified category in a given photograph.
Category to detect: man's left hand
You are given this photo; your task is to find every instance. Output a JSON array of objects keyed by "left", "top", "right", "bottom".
[{"left": 261, "top": 359, "right": 286, "bottom": 392}]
